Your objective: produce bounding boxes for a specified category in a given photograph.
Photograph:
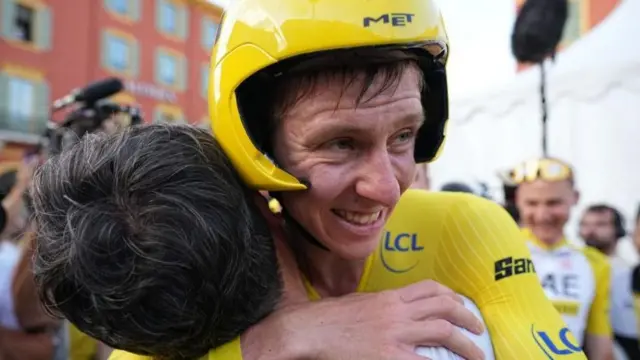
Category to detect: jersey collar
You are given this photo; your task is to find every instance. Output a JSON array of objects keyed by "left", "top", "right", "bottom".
[{"left": 521, "top": 227, "right": 568, "bottom": 251}]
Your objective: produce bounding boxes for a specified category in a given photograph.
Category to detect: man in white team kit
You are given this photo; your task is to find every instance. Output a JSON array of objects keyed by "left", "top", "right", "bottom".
[
  {"left": 580, "top": 204, "right": 639, "bottom": 359},
  {"left": 507, "top": 157, "right": 615, "bottom": 360}
]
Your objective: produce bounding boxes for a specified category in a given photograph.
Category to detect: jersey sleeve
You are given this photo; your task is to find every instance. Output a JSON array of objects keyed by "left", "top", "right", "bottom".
[
  {"left": 393, "top": 191, "right": 588, "bottom": 359},
  {"left": 583, "top": 247, "right": 613, "bottom": 337},
  {"left": 108, "top": 350, "right": 151, "bottom": 360},
  {"left": 108, "top": 337, "right": 242, "bottom": 360}
]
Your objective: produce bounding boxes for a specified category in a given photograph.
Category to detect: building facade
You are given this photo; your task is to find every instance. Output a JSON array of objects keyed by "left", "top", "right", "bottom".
[
  {"left": 515, "top": 0, "right": 621, "bottom": 71},
  {"left": 0, "top": 0, "right": 221, "bottom": 162}
]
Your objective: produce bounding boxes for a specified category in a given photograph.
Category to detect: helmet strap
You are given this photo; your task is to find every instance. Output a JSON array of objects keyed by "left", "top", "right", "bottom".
[{"left": 270, "top": 191, "right": 330, "bottom": 252}]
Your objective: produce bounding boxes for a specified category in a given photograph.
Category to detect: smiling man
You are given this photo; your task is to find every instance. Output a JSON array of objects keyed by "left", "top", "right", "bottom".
[{"left": 512, "top": 157, "right": 614, "bottom": 360}]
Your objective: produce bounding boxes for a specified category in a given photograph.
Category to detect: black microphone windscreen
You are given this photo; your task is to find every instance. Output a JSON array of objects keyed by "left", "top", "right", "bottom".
[
  {"left": 511, "top": 0, "right": 569, "bottom": 63},
  {"left": 77, "top": 78, "right": 124, "bottom": 104}
]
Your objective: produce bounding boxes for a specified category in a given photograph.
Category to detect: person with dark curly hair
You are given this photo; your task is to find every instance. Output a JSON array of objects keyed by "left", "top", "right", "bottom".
[{"left": 30, "top": 125, "right": 281, "bottom": 360}]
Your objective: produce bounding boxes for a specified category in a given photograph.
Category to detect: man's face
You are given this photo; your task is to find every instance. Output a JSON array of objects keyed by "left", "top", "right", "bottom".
[
  {"left": 411, "top": 163, "right": 430, "bottom": 190},
  {"left": 516, "top": 179, "right": 578, "bottom": 245},
  {"left": 579, "top": 210, "right": 617, "bottom": 253},
  {"left": 273, "top": 65, "right": 424, "bottom": 260}
]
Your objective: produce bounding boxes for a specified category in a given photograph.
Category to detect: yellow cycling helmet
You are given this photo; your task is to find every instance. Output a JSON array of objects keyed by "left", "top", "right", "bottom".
[{"left": 209, "top": 0, "right": 450, "bottom": 191}]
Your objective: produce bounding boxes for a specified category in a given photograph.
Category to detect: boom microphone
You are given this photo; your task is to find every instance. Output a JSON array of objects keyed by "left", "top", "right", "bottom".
[
  {"left": 52, "top": 77, "right": 124, "bottom": 111},
  {"left": 511, "top": 0, "right": 569, "bottom": 63}
]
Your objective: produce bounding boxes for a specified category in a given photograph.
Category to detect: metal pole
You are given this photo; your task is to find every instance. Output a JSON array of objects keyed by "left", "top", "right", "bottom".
[{"left": 540, "top": 62, "right": 548, "bottom": 157}]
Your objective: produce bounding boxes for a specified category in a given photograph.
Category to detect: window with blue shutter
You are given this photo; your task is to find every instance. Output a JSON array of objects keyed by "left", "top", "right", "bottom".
[
  {"left": 1, "top": 0, "right": 16, "bottom": 40},
  {"left": 158, "top": 0, "right": 177, "bottom": 33},
  {"left": 7, "top": 77, "right": 35, "bottom": 129},
  {"left": 159, "top": 54, "right": 177, "bottom": 85},
  {"left": 105, "top": 0, "right": 141, "bottom": 22},
  {"left": 32, "top": 80, "right": 50, "bottom": 134},
  {"left": 178, "top": 56, "right": 187, "bottom": 91},
  {"left": 101, "top": 30, "right": 139, "bottom": 78},
  {"left": 0, "top": 71, "right": 48, "bottom": 135},
  {"left": 110, "top": 0, "right": 128, "bottom": 15},
  {"left": 108, "top": 37, "right": 130, "bottom": 71},
  {"left": 1, "top": 0, "right": 53, "bottom": 51},
  {"left": 130, "top": 41, "right": 140, "bottom": 77},
  {"left": 130, "top": 0, "right": 141, "bottom": 21},
  {"left": 156, "top": 0, "right": 187, "bottom": 40},
  {"left": 35, "top": 7, "right": 52, "bottom": 50},
  {"left": 0, "top": 73, "right": 8, "bottom": 130},
  {"left": 201, "top": 64, "right": 208, "bottom": 98},
  {"left": 155, "top": 48, "right": 185, "bottom": 91},
  {"left": 177, "top": 6, "right": 188, "bottom": 40},
  {"left": 562, "top": 0, "right": 584, "bottom": 46},
  {"left": 201, "top": 18, "right": 218, "bottom": 50}
]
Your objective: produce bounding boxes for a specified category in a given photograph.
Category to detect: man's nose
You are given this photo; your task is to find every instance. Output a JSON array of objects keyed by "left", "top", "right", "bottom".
[{"left": 354, "top": 150, "right": 401, "bottom": 207}]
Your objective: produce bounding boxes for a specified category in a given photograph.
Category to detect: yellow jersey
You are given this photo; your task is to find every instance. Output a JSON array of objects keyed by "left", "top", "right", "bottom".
[
  {"left": 111, "top": 190, "right": 587, "bottom": 359},
  {"left": 522, "top": 229, "right": 612, "bottom": 345},
  {"left": 69, "top": 323, "right": 98, "bottom": 360}
]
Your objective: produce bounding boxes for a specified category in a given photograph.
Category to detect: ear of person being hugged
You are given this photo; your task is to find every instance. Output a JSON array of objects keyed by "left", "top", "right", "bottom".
[{"left": 29, "top": 124, "right": 282, "bottom": 360}]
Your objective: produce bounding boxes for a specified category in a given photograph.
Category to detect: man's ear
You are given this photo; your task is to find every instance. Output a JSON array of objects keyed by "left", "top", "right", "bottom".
[
  {"left": 513, "top": 185, "right": 522, "bottom": 207},
  {"left": 572, "top": 189, "right": 580, "bottom": 206}
]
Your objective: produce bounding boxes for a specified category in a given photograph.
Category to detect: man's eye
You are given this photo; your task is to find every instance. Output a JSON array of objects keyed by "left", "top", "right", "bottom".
[
  {"left": 392, "top": 130, "right": 415, "bottom": 145},
  {"left": 328, "top": 138, "right": 354, "bottom": 151}
]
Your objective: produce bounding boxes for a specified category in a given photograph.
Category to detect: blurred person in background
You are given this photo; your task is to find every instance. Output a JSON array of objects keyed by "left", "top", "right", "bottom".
[
  {"left": 580, "top": 204, "right": 631, "bottom": 268},
  {"left": 0, "top": 156, "right": 66, "bottom": 360},
  {"left": 631, "top": 205, "right": 640, "bottom": 356},
  {"left": 440, "top": 181, "right": 475, "bottom": 194},
  {"left": 0, "top": 157, "right": 38, "bottom": 240},
  {"left": 633, "top": 206, "right": 640, "bottom": 254},
  {"left": 580, "top": 205, "right": 639, "bottom": 359},
  {"left": 511, "top": 157, "right": 614, "bottom": 359}
]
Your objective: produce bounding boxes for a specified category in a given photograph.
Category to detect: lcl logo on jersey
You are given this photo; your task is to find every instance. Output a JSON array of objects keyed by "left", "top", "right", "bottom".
[
  {"left": 380, "top": 231, "right": 423, "bottom": 274},
  {"left": 531, "top": 325, "right": 582, "bottom": 358}
]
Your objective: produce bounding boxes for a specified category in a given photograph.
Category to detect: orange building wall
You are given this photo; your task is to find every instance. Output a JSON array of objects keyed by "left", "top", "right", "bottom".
[{"left": 0, "top": 0, "right": 221, "bottom": 162}]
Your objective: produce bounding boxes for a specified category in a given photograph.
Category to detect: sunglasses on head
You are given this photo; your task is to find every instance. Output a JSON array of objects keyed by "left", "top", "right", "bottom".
[{"left": 503, "top": 158, "right": 574, "bottom": 185}]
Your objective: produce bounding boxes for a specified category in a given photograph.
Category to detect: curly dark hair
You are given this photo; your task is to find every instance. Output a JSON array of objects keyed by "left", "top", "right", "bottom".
[{"left": 30, "top": 124, "right": 281, "bottom": 359}]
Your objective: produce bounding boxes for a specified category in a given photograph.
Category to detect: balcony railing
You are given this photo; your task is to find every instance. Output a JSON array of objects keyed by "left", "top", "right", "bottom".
[{"left": 0, "top": 110, "right": 49, "bottom": 143}]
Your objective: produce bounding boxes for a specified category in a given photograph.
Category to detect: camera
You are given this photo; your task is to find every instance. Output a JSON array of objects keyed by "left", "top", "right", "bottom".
[{"left": 42, "top": 77, "right": 143, "bottom": 155}]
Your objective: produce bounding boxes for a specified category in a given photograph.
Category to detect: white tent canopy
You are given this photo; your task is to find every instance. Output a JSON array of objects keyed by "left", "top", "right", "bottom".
[{"left": 432, "top": 0, "right": 640, "bottom": 244}]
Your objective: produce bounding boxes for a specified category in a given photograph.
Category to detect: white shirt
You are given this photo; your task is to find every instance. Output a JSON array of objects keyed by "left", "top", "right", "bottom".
[
  {"left": 609, "top": 256, "right": 637, "bottom": 338},
  {"left": 0, "top": 241, "right": 21, "bottom": 329},
  {"left": 416, "top": 296, "right": 496, "bottom": 359}
]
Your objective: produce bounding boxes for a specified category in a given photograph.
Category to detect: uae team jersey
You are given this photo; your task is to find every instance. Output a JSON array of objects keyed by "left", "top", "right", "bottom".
[
  {"left": 522, "top": 229, "right": 612, "bottom": 346},
  {"left": 111, "top": 191, "right": 587, "bottom": 360}
]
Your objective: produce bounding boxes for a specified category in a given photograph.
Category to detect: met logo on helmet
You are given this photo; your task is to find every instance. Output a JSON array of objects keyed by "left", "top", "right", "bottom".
[{"left": 363, "top": 13, "right": 415, "bottom": 27}]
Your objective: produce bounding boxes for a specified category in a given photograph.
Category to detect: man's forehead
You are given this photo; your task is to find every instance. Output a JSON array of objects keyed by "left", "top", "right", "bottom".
[
  {"left": 284, "top": 65, "right": 423, "bottom": 117},
  {"left": 583, "top": 210, "right": 613, "bottom": 222},
  {"left": 518, "top": 179, "right": 573, "bottom": 196}
]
